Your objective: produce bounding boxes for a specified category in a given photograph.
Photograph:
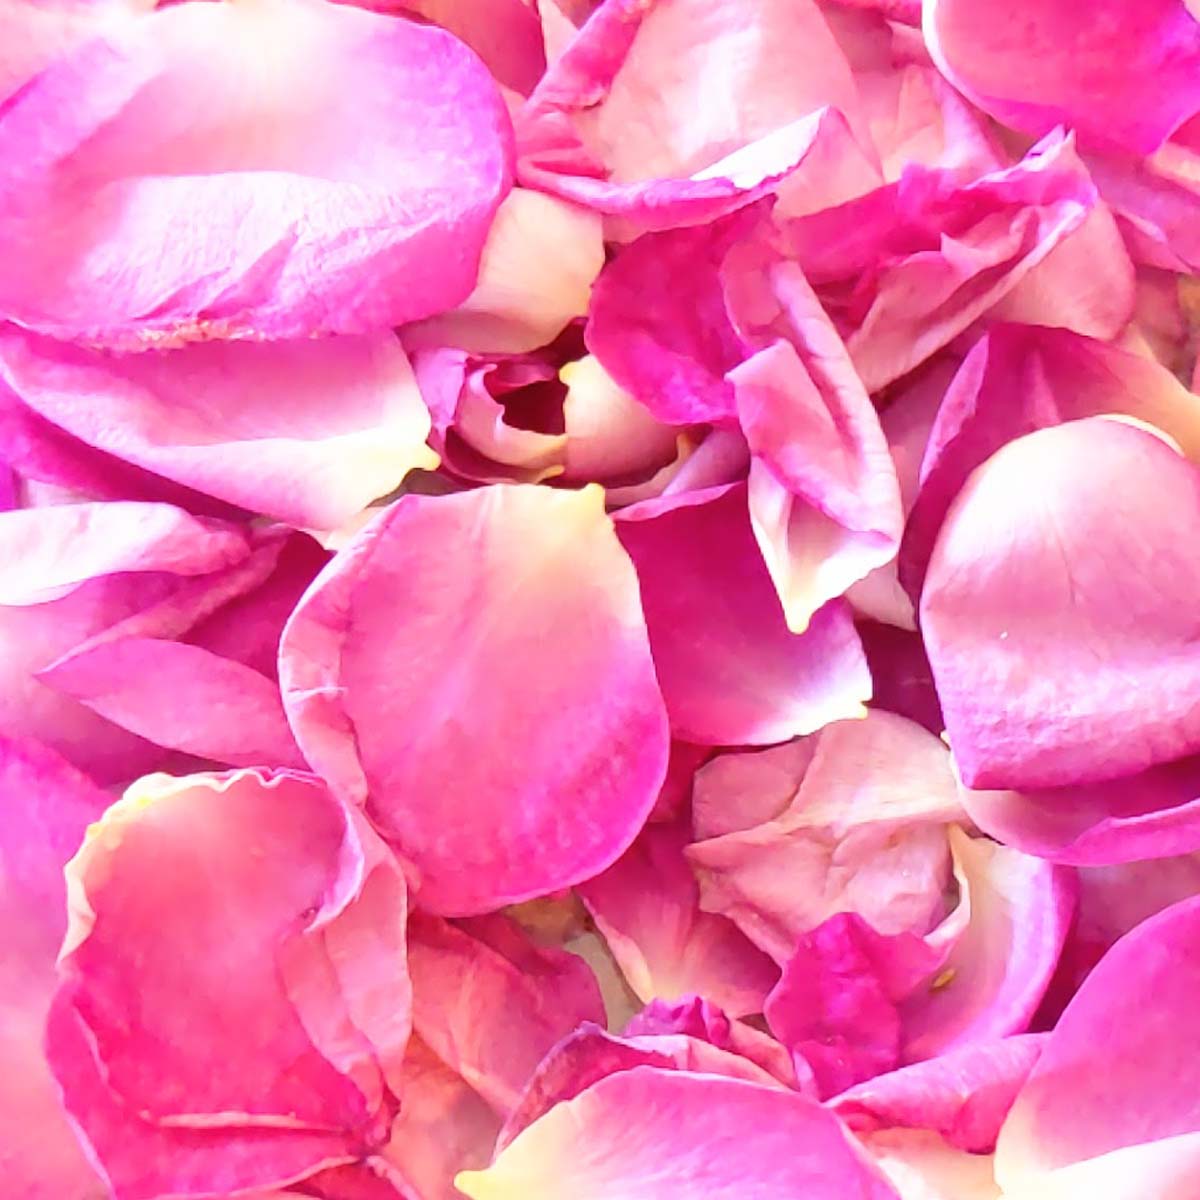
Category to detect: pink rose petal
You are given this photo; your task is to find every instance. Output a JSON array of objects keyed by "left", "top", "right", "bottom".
[
  {"left": 0, "top": 0, "right": 513, "bottom": 346},
  {"left": 279, "top": 484, "right": 669, "bottom": 915},
  {"left": 925, "top": 0, "right": 1200, "bottom": 156},
  {"left": 922, "top": 417, "right": 1200, "bottom": 790},
  {"left": 0, "top": 326, "right": 437, "bottom": 530},
  {"left": 578, "top": 818, "right": 780, "bottom": 1018},
  {"left": 616, "top": 482, "right": 871, "bottom": 745},
  {"left": 457, "top": 1066, "right": 899, "bottom": 1199}
]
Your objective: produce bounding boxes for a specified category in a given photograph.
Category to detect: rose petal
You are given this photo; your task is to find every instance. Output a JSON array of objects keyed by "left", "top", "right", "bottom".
[
  {"left": 457, "top": 1066, "right": 899, "bottom": 1199},
  {"left": 279, "top": 484, "right": 669, "bottom": 916},
  {"left": 0, "top": 0, "right": 513, "bottom": 345},
  {"left": 925, "top": 0, "right": 1200, "bottom": 156},
  {"left": 921, "top": 417, "right": 1200, "bottom": 790},
  {"left": 0, "top": 327, "right": 437, "bottom": 530},
  {"left": 617, "top": 483, "right": 871, "bottom": 745}
]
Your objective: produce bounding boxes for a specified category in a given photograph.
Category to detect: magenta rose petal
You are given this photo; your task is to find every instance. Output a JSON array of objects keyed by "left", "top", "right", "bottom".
[
  {"left": 279, "top": 484, "right": 669, "bottom": 916},
  {"left": 616, "top": 482, "right": 871, "bottom": 746},
  {"left": 0, "top": 737, "right": 110, "bottom": 1199},
  {"left": 48, "top": 769, "right": 412, "bottom": 1198},
  {"left": 0, "top": 0, "right": 513, "bottom": 346}
]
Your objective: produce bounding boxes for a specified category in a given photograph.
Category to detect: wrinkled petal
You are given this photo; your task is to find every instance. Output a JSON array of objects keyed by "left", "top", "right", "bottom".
[
  {"left": 516, "top": 0, "right": 871, "bottom": 231},
  {"left": 578, "top": 819, "right": 779, "bottom": 1017},
  {"left": 922, "top": 417, "right": 1200, "bottom": 791},
  {"left": 0, "top": 0, "right": 513, "bottom": 345},
  {"left": 0, "top": 327, "right": 437, "bottom": 530},
  {"left": 782, "top": 131, "right": 1094, "bottom": 391},
  {"left": 688, "top": 712, "right": 962, "bottom": 962},
  {"left": 925, "top": 0, "right": 1200, "bottom": 156},
  {"left": 279, "top": 484, "right": 669, "bottom": 915},
  {"left": 617, "top": 483, "right": 871, "bottom": 745}
]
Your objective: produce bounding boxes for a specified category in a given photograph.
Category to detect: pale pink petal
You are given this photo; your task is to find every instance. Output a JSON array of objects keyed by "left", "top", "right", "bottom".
[
  {"left": 0, "top": 327, "right": 437, "bottom": 530},
  {"left": 996, "top": 897, "right": 1200, "bottom": 1193},
  {"left": 859, "top": 1130, "right": 1000, "bottom": 1200},
  {"left": 921, "top": 418, "right": 1200, "bottom": 790},
  {"left": 406, "top": 911, "right": 604, "bottom": 1115},
  {"left": 688, "top": 713, "right": 962, "bottom": 962},
  {"left": 578, "top": 819, "right": 779, "bottom": 1017},
  {"left": 616, "top": 483, "right": 871, "bottom": 745},
  {"left": 925, "top": 0, "right": 1200, "bottom": 156},
  {"left": 457, "top": 1067, "right": 899, "bottom": 1199},
  {"left": 0, "top": 0, "right": 512, "bottom": 346},
  {"left": 0, "top": 737, "right": 108, "bottom": 1199},
  {"left": 404, "top": 190, "right": 603, "bottom": 356},
  {"left": 279, "top": 485, "right": 669, "bottom": 915},
  {"left": 728, "top": 316, "right": 902, "bottom": 632},
  {"left": 782, "top": 131, "right": 1094, "bottom": 391},
  {"left": 515, "top": 0, "right": 871, "bottom": 230}
]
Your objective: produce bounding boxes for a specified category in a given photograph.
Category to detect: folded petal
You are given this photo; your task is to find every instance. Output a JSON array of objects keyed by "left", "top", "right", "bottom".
[
  {"left": 782, "top": 131, "right": 1094, "bottom": 391},
  {"left": 921, "top": 417, "right": 1200, "bottom": 790},
  {"left": 687, "top": 712, "right": 962, "bottom": 962},
  {"left": 0, "top": 327, "right": 437, "bottom": 530},
  {"left": 899, "top": 830, "right": 1074, "bottom": 1060},
  {"left": 279, "top": 484, "right": 669, "bottom": 915},
  {"left": 457, "top": 1066, "right": 899, "bottom": 1199},
  {"left": 616, "top": 483, "right": 871, "bottom": 745},
  {"left": 0, "top": 737, "right": 109, "bottom": 1199},
  {"left": 0, "top": 0, "right": 513, "bottom": 345},
  {"left": 925, "top": 0, "right": 1200, "bottom": 155},
  {"left": 515, "top": 0, "right": 870, "bottom": 230},
  {"left": 578, "top": 819, "right": 780, "bottom": 1018}
]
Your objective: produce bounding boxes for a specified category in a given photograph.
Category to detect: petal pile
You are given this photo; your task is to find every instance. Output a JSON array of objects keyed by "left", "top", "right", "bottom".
[{"left": 4, "top": 1, "right": 1200, "bottom": 1198}]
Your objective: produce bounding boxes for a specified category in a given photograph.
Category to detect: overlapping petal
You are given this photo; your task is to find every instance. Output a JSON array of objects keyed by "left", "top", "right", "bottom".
[
  {"left": 279, "top": 484, "right": 669, "bottom": 915},
  {"left": 0, "top": 0, "right": 513, "bottom": 346}
]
